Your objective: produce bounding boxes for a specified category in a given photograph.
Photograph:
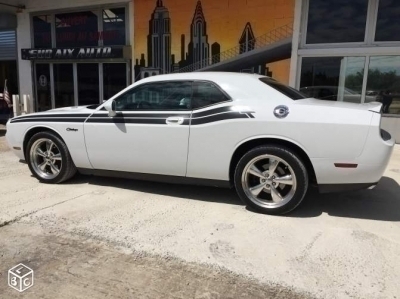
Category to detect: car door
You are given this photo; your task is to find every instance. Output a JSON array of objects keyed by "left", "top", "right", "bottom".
[
  {"left": 84, "top": 80, "right": 192, "bottom": 176},
  {"left": 186, "top": 81, "right": 238, "bottom": 180}
]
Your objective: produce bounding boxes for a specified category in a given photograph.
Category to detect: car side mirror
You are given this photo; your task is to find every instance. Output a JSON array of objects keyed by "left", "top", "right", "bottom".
[{"left": 104, "top": 100, "right": 116, "bottom": 117}]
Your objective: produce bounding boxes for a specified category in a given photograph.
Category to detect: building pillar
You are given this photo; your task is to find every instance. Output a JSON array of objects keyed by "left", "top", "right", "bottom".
[
  {"left": 16, "top": 11, "right": 33, "bottom": 105},
  {"left": 289, "top": 0, "right": 303, "bottom": 88}
]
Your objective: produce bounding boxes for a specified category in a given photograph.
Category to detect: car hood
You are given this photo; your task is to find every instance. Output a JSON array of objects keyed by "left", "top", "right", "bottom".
[
  {"left": 40, "top": 105, "right": 96, "bottom": 113},
  {"left": 11, "top": 105, "right": 98, "bottom": 120},
  {"left": 296, "top": 98, "right": 382, "bottom": 113}
]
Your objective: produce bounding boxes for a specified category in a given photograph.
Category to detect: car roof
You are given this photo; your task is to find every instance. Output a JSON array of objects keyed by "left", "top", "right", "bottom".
[{"left": 136, "top": 72, "right": 269, "bottom": 84}]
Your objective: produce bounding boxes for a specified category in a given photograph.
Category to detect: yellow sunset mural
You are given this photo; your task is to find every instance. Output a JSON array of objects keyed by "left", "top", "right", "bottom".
[{"left": 133, "top": 0, "right": 294, "bottom": 81}]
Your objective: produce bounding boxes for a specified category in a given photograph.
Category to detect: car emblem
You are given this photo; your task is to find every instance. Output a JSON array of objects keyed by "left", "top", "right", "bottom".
[{"left": 273, "top": 105, "right": 289, "bottom": 118}]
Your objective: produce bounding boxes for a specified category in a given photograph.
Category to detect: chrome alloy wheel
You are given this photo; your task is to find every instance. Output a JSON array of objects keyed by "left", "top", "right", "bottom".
[
  {"left": 241, "top": 154, "right": 297, "bottom": 209},
  {"left": 30, "top": 138, "right": 62, "bottom": 179}
]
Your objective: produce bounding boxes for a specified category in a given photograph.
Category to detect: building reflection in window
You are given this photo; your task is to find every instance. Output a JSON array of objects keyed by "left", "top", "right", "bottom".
[
  {"left": 300, "top": 56, "right": 369, "bottom": 104},
  {"left": 306, "top": 0, "right": 368, "bottom": 44},
  {"left": 366, "top": 56, "right": 400, "bottom": 114}
]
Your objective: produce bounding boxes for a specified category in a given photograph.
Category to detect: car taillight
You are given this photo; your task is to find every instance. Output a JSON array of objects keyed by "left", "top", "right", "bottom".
[{"left": 380, "top": 128, "right": 391, "bottom": 141}]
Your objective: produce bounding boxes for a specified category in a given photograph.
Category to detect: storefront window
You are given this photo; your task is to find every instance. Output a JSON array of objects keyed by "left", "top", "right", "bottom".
[
  {"left": 103, "top": 8, "right": 126, "bottom": 46},
  {"left": 33, "top": 15, "right": 52, "bottom": 48},
  {"left": 300, "top": 56, "right": 367, "bottom": 103},
  {"left": 78, "top": 63, "right": 100, "bottom": 106},
  {"left": 55, "top": 11, "right": 98, "bottom": 47},
  {"left": 306, "top": 0, "right": 368, "bottom": 44},
  {"left": 54, "top": 64, "right": 74, "bottom": 108},
  {"left": 366, "top": 56, "right": 400, "bottom": 114},
  {"left": 375, "top": 0, "right": 400, "bottom": 42},
  {"left": 103, "top": 63, "right": 127, "bottom": 100}
]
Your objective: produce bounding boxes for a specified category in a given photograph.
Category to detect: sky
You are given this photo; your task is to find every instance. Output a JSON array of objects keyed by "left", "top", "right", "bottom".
[{"left": 134, "top": 0, "right": 294, "bottom": 63}]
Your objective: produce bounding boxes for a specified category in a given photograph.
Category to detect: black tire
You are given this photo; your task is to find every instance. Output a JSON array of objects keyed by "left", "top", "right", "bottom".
[
  {"left": 26, "top": 131, "right": 77, "bottom": 184},
  {"left": 234, "top": 145, "right": 308, "bottom": 215}
]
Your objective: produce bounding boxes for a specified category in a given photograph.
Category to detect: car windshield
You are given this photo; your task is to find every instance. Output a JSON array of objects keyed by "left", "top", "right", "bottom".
[{"left": 259, "top": 78, "right": 308, "bottom": 100}]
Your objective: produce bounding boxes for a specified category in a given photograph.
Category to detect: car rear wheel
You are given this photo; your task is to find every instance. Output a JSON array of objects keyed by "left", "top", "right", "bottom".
[
  {"left": 26, "top": 131, "right": 77, "bottom": 184},
  {"left": 234, "top": 145, "right": 308, "bottom": 215}
]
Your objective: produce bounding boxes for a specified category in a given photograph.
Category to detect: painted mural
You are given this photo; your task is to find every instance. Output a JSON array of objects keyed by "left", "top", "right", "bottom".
[{"left": 133, "top": 0, "right": 294, "bottom": 83}]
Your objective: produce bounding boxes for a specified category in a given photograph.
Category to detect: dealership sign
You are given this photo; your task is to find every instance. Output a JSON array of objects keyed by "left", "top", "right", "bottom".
[{"left": 21, "top": 46, "right": 124, "bottom": 60}]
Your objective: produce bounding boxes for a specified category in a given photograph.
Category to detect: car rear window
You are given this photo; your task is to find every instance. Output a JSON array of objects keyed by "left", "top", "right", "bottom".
[{"left": 259, "top": 78, "right": 307, "bottom": 100}]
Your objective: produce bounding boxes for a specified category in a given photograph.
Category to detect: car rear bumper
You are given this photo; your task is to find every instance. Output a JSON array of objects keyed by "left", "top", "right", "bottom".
[{"left": 311, "top": 115, "right": 395, "bottom": 187}]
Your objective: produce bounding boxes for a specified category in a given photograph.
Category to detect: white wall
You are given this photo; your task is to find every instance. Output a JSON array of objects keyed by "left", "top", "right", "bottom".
[
  {"left": 15, "top": 0, "right": 131, "bottom": 109},
  {"left": 381, "top": 117, "right": 400, "bottom": 144}
]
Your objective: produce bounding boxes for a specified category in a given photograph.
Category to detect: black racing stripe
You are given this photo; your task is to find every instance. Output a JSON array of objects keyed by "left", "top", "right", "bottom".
[
  {"left": 191, "top": 110, "right": 242, "bottom": 120},
  {"left": 191, "top": 112, "right": 248, "bottom": 125},
  {"left": 13, "top": 113, "right": 91, "bottom": 119},
  {"left": 192, "top": 106, "right": 233, "bottom": 117},
  {"left": 90, "top": 113, "right": 191, "bottom": 118},
  {"left": 10, "top": 118, "right": 85, "bottom": 123},
  {"left": 86, "top": 118, "right": 167, "bottom": 124}
]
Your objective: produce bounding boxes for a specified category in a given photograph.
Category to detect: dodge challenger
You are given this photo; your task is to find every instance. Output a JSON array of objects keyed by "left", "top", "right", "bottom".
[{"left": 5, "top": 72, "right": 395, "bottom": 215}]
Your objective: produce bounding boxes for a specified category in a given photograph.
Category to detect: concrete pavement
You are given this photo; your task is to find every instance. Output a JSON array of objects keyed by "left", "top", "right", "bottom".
[{"left": 0, "top": 127, "right": 399, "bottom": 298}]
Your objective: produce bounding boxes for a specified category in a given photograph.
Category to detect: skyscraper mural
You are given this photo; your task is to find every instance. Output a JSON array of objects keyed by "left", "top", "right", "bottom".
[
  {"left": 147, "top": 0, "right": 171, "bottom": 73},
  {"left": 134, "top": 0, "right": 294, "bottom": 82}
]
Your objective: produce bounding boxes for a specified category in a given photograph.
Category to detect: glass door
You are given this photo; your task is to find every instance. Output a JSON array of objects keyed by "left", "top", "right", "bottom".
[
  {"left": 54, "top": 63, "right": 74, "bottom": 108},
  {"left": 35, "top": 63, "right": 52, "bottom": 111},
  {"left": 77, "top": 63, "right": 100, "bottom": 106}
]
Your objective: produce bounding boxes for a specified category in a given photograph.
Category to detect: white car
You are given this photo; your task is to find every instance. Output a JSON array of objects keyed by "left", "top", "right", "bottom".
[{"left": 5, "top": 72, "right": 395, "bottom": 215}]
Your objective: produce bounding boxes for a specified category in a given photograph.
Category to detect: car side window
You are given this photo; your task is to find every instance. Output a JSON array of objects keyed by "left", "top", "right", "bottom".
[
  {"left": 114, "top": 81, "right": 193, "bottom": 111},
  {"left": 192, "top": 81, "right": 230, "bottom": 109}
]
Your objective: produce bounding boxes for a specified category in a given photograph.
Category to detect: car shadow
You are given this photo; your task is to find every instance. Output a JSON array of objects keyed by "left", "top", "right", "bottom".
[
  {"left": 67, "top": 174, "right": 400, "bottom": 221},
  {"left": 67, "top": 173, "right": 243, "bottom": 206},
  {"left": 288, "top": 176, "right": 400, "bottom": 221},
  {"left": 0, "top": 128, "right": 6, "bottom": 137}
]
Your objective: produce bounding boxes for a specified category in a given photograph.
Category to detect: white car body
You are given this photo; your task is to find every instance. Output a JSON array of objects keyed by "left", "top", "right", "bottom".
[{"left": 5, "top": 72, "right": 395, "bottom": 211}]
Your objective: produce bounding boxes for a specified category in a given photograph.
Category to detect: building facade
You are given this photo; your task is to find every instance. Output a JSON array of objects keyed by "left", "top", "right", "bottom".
[
  {"left": 0, "top": 9, "right": 17, "bottom": 121},
  {"left": 0, "top": 0, "right": 133, "bottom": 114},
  {"left": 0, "top": 0, "right": 399, "bottom": 141},
  {"left": 289, "top": 0, "right": 400, "bottom": 141}
]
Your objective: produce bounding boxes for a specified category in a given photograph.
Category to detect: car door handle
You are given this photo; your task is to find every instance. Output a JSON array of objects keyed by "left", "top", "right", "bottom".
[{"left": 166, "top": 117, "right": 184, "bottom": 125}]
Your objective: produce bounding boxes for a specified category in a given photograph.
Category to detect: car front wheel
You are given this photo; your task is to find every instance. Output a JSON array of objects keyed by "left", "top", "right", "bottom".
[
  {"left": 26, "top": 131, "right": 77, "bottom": 184},
  {"left": 234, "top": 145, "right": 308, "bottom": 215}
]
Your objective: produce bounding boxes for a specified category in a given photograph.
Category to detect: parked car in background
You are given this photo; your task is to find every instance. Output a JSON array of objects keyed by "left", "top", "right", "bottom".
[
  {"left": 300, "top": 86, "right": 377, "bottom": 103},
  {"left": 5, "top": 73, "right": 395, "bottom": 215}
]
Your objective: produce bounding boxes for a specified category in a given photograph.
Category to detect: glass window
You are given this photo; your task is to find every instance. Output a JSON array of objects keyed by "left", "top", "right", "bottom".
[
  {"left": 306, "top": 0, "right": 368, "bottom": 44},
  {"left": 300, "top": 56, "right": 366, "bottom": 103},
  {"left": 33, "top": 15, "right": 52, "bottom": 48},
  {"left": 366, "top": 56, "right": 400, "bottom": 114},
  {"left": 54, "top": 64, "right": 74, "bottom": 108},
  {"left": 114, "top": 81, "right": 192, "bottom": 111},
  {"left": 259, "top": 78, "right": 307, "bottom": 100},
  {"left": 55, "top": 11, "right": 98, "bottom": 47},
  {"left": 103, "top": 63, "right": 127, "bottom": 100},
  {"left": 375, "top": 0, "right": 400, "bottom": 42},
  {"left": 78, "top": 64, "right": 99, "bottom": 106},
  {"left": 102, "top": 8, "right": 126, "bottom": 45},
  {"left": 35, "top": 64, "right": 51, "bottom": 111},
  {"left": 191, "top": 81, "right": 230, "bottom": 109}
]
